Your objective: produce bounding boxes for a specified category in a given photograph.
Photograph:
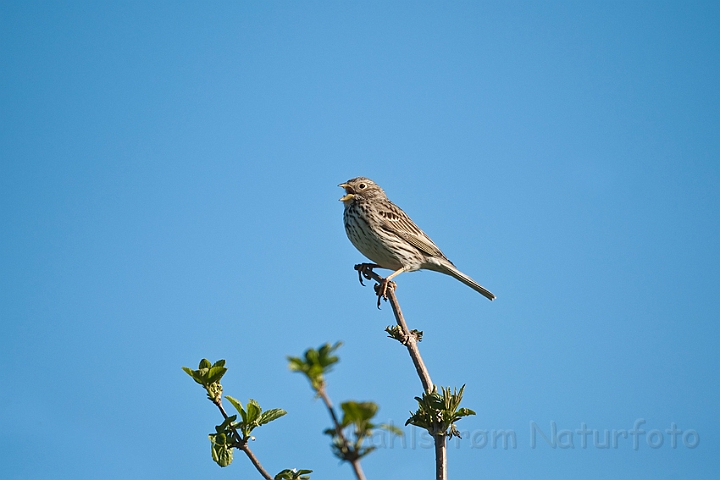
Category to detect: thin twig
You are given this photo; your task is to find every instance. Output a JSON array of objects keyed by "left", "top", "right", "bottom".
[
  {"left": 357, "top": 264, "right": 446, "bottom": 480},
  {"left": 214, "top": 400, "right": 274, "bottom": 480},
  {"left": 358, "top": 266, "right": 433, "bottom": 393},
  {"left": 349, "top": 459, "right": 366, "bottom": 480},
  {"left": 239, "top": 443, "right": 274, "bottom": 480},
  {"left": 214, "top": 400, "right": 243, "bottom": 443},
  {"left": 317, "top": 386, "right": 366, "bottom": 480},
  {"left": 386, "top": 287, "right": 433, "bottom": 393}
]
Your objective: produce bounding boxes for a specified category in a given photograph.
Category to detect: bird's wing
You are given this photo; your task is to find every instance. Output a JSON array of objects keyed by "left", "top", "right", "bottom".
[{"left": 375, "top": 200, "right": 447, "bottom": 259}]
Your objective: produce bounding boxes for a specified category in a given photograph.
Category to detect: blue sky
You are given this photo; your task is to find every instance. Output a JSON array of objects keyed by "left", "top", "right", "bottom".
[{"left": 1, "top": 1, "right": 718, "bottom": 479}]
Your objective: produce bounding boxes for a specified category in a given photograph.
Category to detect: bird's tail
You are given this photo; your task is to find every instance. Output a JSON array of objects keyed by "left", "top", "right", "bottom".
[{"left": 442, "top": 263, "right": 496, "bottom": 301}]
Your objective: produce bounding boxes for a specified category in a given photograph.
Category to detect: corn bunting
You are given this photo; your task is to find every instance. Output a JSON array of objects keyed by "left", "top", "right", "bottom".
[{"left": 339, "top": 177, "right": 495, "bottom": 302}]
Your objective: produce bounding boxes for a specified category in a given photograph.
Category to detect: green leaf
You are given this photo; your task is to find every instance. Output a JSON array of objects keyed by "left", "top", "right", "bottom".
[
  {"left": 199, "top": 358, "right": 212, "bottom": 369},
  {"left": 245, "top": 399, "right": 261, "bottom": 424},
  {"left": 182, "top": 367, "right": 204, "bottom": 385},
  {"left": 209, "top": 433, "right": 233, "bottom": 467},
  {"left": 217, "top": 415, "right": 237, "bottom": 432},
  {"left": 258, "top": 408, "right": 287, "bottom": 426},
  {"left": 456, "top": 407, "right": 476, "bottom": 418},
  {"left": 206, "top": 365, "right": 227, "bottom": 384},
  {"left": 379, "top": 423, "right": 404, "bottom": 436},
  {"left": 225, "top": 395, "right": 245, "bottom": 416},
  {"left": 287, "top": 357, "right": 305, "bottom": 372},
  {"left": 341, "top": 401, "right": 377, "bottom": 423}
]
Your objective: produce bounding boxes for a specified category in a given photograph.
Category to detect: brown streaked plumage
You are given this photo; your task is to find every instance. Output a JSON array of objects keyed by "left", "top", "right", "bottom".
[{"left": 339, "top": 177, "right": 495, "bottom": 301}]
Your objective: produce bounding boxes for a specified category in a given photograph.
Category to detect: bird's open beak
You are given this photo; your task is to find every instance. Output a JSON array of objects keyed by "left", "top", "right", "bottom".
[{"left": 338, "top": 183, "right": 354, "bottom": 203}]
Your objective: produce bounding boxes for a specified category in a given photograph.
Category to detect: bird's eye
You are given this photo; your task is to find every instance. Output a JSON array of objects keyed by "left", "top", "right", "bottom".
[{"left": 359, "top": 183, "right": 366, "bottom": 189}]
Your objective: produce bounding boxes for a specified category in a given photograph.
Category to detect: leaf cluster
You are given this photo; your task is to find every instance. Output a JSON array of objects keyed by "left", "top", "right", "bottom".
[
  {"left": 182, "top": 359, "right": 227, "bottom": 403},
  {"left": 385, "top": 325, "right": 423, "bottom": 343},
  {"left": 287, "top": 342, "right": 342, "bottom": 391},
  {"left": 274, "top": 469, "right": 313, "bottom": 480},
  {"left": 184, "top": 359, "right": 308, "bottom": 476},
  {"left": 225, "top": 396, "right": 287, "bottom": 440},
  {"left": 207, "top": 396, "right": 287, "bottom": 467},
  {"left": 406, "top": 385, "right": 475, "bottom": 439},
  {"left": 208, "top": 422, "right": 234, "bottom": 467},
  {"left": 325, "top": 401, "right": 402, "bottom": 462}
]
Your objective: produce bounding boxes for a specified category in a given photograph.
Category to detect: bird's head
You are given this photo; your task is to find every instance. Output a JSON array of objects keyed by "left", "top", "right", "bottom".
[{"left": 338, "top": 177, "right": 386, "bottom": 204}]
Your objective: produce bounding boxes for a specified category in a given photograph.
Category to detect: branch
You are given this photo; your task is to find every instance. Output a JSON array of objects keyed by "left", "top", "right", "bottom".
[
  {"left": 386, "top": 287, "right": 433, "bottom": 393},
  {"left": 435, "top": 435, "right": 447, "bottom": 480},
  {"left": 356, "top": 264, "right": 446, "bottom": 480},
  {"left": 213, "top": 399, "right": 274, "bottom": 480},
  {"left": 239, "top": 443, "right": 274, "bottom": 480},
  {"left": 358, "top": 265, "right": 433, "bottom": 393},
  {"left": 317, "top": 386, "right": 366, "bottom": 480}
]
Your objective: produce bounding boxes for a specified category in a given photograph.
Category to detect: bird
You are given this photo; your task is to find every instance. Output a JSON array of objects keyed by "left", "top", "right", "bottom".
[{"left": 339, "top": 176, "right": 495, "bottom": 302}]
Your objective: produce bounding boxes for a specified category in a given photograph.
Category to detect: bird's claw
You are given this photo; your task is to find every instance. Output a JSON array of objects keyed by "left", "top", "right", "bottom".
[
  {"left": 373, "top": 279, "right": 396, "bottom": 308},
  {"left": 353, "top": 263, "right": 393, "bottom": 308},
  {"left": 354, "top": 263, "right": 378, "bottom": 286}
]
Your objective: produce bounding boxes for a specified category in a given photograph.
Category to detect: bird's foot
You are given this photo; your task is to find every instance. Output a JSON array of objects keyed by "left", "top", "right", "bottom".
[
  {"left": 373, "top": 278, "right": 396, "bottom": 308},
  {"left": 354, "top": 263, "right": 380, "bottom": 286}
]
